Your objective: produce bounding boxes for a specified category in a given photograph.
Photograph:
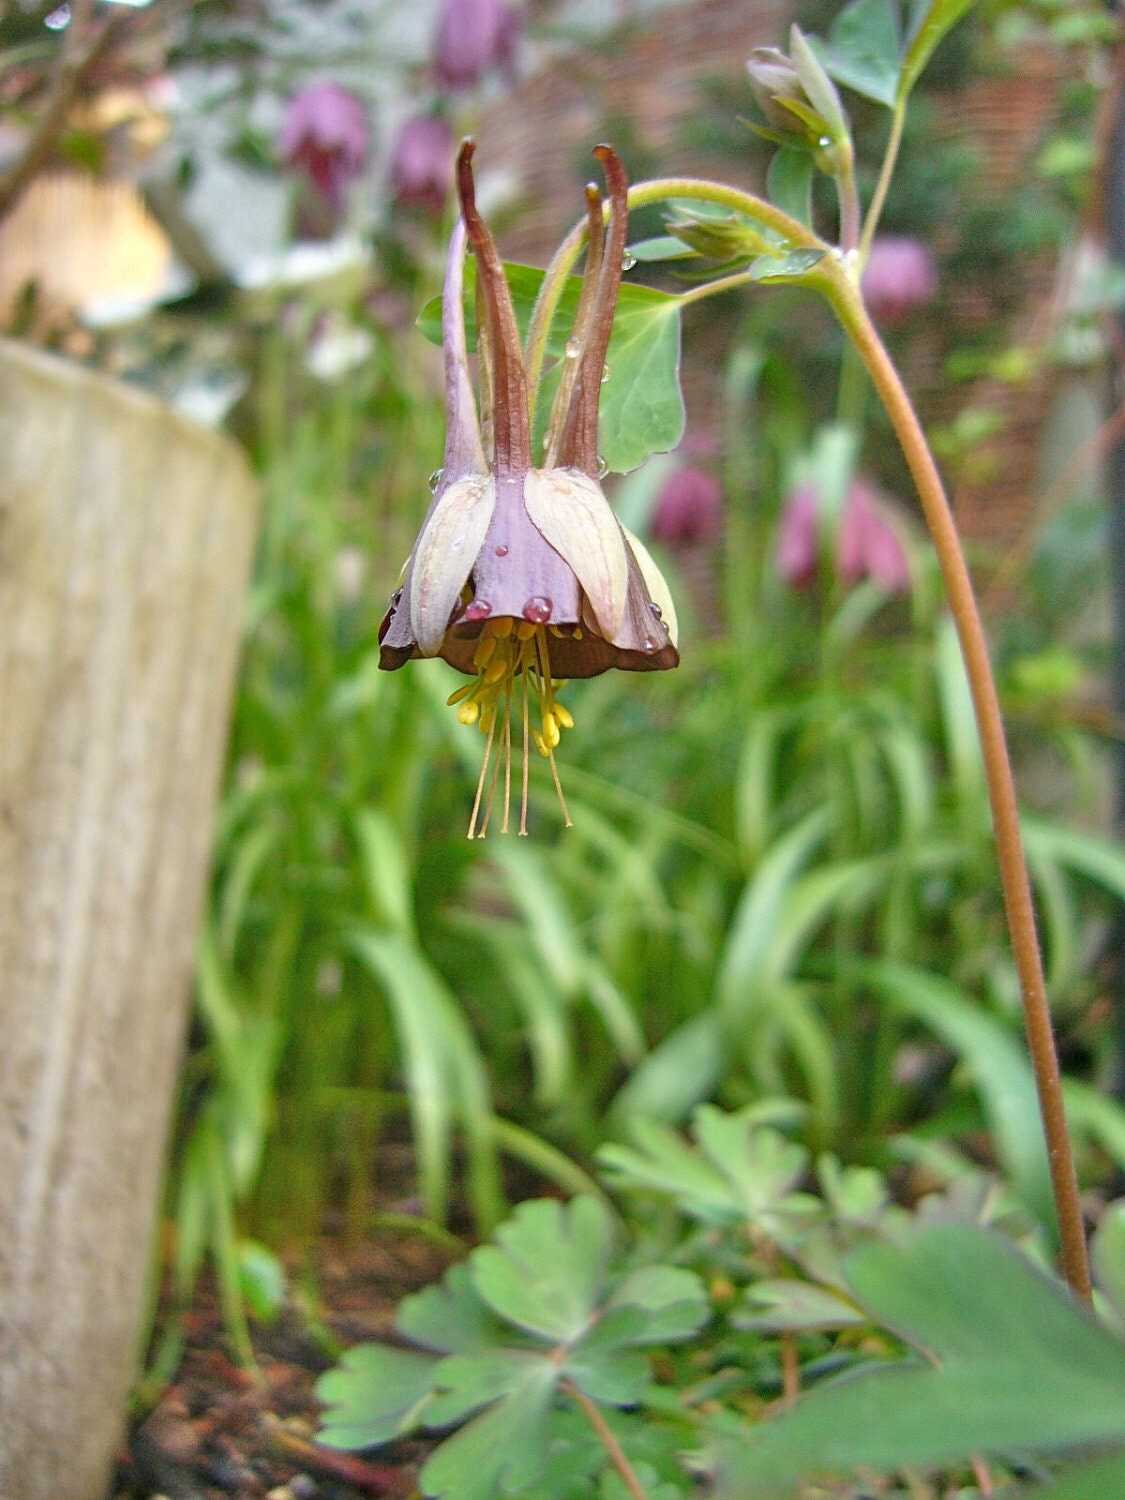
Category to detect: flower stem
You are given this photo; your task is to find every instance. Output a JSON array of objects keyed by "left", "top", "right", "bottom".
[
  {"left": 561, "top": 1380, "right": 650, "bottom": 1500},
  {"left": 823, "top": 265, "right": 1091, "bottom": 1299},
  {"left": 858, "top": 97, "right": 907, "bottom": 263}
]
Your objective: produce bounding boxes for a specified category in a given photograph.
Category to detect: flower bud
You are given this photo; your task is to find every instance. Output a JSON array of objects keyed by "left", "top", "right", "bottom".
[
  {"left": 861, "top": 235, "right": 938, "bottom": 326},
  {"left": 651, "top": 465, "right": 724, "bottom": 546},
  {"left": 389, "top": 115, "right": 454, "bottom": 215},
  {"left": 434, "top": 0, "right": 521, "bottom": 91}
]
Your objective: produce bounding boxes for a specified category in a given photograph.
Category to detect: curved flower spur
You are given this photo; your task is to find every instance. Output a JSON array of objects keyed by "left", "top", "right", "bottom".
[{"left": 379, "top": 141, "right": 679, "bottom": 837}]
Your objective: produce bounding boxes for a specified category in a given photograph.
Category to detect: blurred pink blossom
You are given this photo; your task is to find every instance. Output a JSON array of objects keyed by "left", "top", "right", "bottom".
[
  {"left": 775, "top": 484, "right": 820, "bottom": 589},
  {"left": 389, "top": 115, "right": 454, "bottom": 215},
  {"left": 836, "top": 480, "right": 911, "bottom": 592},
  {"left": 281, "top": 82, "right": 369, "bottom": 223},
  {"left": 861, "top": 235, "right": 938, "bottom": 326},
  {"left": 651, "top": 465, "right": 724, "bottom": 546},
  {"left": 434, "top": 0, "right": 521, "bottom": 90}
]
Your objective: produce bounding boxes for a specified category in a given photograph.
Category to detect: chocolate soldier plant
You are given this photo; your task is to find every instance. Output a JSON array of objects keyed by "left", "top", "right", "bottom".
[{"left": 377, "top": 0, "right": 1089, "bottom": 1305}]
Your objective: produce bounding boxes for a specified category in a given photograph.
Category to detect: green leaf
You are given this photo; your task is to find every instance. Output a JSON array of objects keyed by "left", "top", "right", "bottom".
[
  {"left": 900, "top": 0, "right": 977, "bottom": 101},
  {"left": 748, "top": 248, "right": 827, "bottom": 284},
  {"left": 418, "top": 263, "right": 684, "bottom": 475},
  {"left": 720, "top": 1225, "right": 1125, "bottom": 1496},
  {"left": 470, "top": 1197, "right": 616, "bottom": 1342},
  {"left": 420, "top": 1366, "right": 559, "bottom": 1500},
  {"left": 1017, "top": 1450, "right": 1125, "bottom": 1499},
  {"left": 767, "top": 148, "right": 814, "bottom": 225},
  {"left": 427, "top": 1349, "right": 551, "bottom": 1427},
  {"left": 846, "top": 959, "right": 1054, "bottom": 1231},
  {"left": 607, "top": 1013, "right": 723, "bottom": 1126},
  {"left": 817, "top": 0, "right": 903, "bottom": 107},
  {"left": 316, "top": 1344, "right": 439, "bottom": 1449},
  {"left": 397, "top": 1262, "right": 508, "bottom": 1355},
  {"left": 735, "top": 1279, "right": 867, "bottom": 1333},
  {"left": 788, "top": 25, "right": 849, "bottom": 145},
  {"left": 627, "top": 235, "right": 698, "bottom": 263},
  {"left": 607, "top": 1265, "right": 711, "bottom": 1344},
  {"left": 1092, "top": 1201, "right": 1125, "bottom": 1332}
]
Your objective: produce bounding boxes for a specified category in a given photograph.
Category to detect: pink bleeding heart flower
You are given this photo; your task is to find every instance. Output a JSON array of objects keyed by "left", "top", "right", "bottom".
[
  {"left": 861, "top": 235, "right": 938, "bottom": 326},
  {"left": 651, "top": 465, "right": 724, "bottom": 546},
  {"left": 389, "top": 115, "right": 454, "bottom": 215},
  {"left": 434, "top": 0, "right": 521, "bottom": 91},
  {"left": 775, "top": 484, "right": 820, "bottom": 590},
  {"left": 281, "top": 82, "right": 368, "bottom": 230},
  {"left": 836, "top": 479, "right": 911, "bottom": 592}
]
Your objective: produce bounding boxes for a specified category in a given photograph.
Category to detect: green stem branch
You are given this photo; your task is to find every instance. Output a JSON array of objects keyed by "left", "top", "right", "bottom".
[
  {"left": 858, "top": 97, "right": 907, "bottom": 262},
  {"left": 562, "top": 1380, "right": 650, "bottom": 1500},
  {"left": 824, "top": 266, "right": 1090, "bottom": 1299}
]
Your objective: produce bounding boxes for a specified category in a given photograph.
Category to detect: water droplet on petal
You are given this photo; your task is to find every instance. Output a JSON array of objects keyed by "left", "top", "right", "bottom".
[
  {"left": 621, "top": 252, "right": 637, "bottom": 272},
  {"left": 818, "top": 136, "right": 831, "bottom": 149},
  {"left": 643, "top": 635, "right": 657, "bottom": 649},
  {"left": 495, "top": 544, "right": 509, "bottom": 557},
  {"left": 522, "top": 596, "right": 552, "bottom": 623},
  {"left": 391, "top": 588, "right": 403, "bottom": 605},
  {"left": 428, "top": 468, "right": 444, "bottom": 493},
  {"left": 601, "top": 365, "right": 611, "bottom": 384},
  {"left": 464, "top": 599, "right": 492, "bottom": 621},
  {"left": 648, "top": 600, "right": 662, "bottom": 619},
  {"left": 596, "top": 455, "right": 609, "bottom": 479},
  {"left": 565, "top": 337, "right": 581, "bottom": 359}
]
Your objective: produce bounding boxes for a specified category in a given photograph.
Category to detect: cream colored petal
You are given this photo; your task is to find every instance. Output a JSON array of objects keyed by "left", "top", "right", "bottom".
[
  {"left": 524, "top": 468, "right": 629, "bottom": 638},
  {"left": 622, "top": 525, "right": 679, "bottom": 648},
  {"left": 410, "top": 474, "right": 497, "bottom": 655}
]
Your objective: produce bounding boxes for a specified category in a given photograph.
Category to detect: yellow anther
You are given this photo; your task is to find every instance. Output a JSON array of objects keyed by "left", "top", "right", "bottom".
[
  {"left": 532, "top": 730, "right": 549, "bottom": 758},
  {"left": 483, "top": 657, "right": 508, "bottom": 685},
  {"left": 542, "top": 712, "right": 561, "bottom": 750},
  {"left": 480, "top": 703, "right": 496, "bottom": 734},
  {"left": 458, "top": 700, "right": 480, "bottom": 725},
  {"left": 473, "top": 634, "right": 497, "bottom": 669},
  {"left": 447, "top": 682, "right": 475, "bottom": 705},
  {"left": 573, "top": 628, "right": 583, "bottom": 640},
  {"left": 488, "top": 617, "right": 513, "bottom": 638},
  {"left": 516, "top": 620, "right": 537, "bottom": 641},
  {"left": 554, "top": 703, "right": 574, "bottom": 730}
]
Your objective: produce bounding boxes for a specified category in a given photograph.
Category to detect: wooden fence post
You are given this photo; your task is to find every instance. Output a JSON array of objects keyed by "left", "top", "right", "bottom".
[{"left": 0, "top": 339, "right": 260, "bottom": 1500}]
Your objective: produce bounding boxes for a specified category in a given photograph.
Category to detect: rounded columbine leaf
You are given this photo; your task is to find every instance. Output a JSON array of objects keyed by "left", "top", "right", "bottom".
[{"left": 410, "top": 474, "right": 496, "bottom": 655}]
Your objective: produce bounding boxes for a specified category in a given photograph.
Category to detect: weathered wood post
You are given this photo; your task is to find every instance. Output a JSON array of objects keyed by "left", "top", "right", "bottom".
[{"left": 0, "top": 339, "right": 260, "bottom": 1500}]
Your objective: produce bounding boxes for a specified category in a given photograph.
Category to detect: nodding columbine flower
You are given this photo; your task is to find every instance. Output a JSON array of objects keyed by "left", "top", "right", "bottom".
[{"left": 379, "top": 140, "right": 679, "bottom": 838}]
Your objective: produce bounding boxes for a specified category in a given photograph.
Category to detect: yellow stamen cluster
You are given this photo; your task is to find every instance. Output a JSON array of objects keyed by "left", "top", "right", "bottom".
[{"left": 446, "top": 617, "right": 574, "bottom": 838}]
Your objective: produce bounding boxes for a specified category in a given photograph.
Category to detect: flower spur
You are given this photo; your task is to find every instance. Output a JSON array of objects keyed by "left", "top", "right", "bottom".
[{"left": 378, "top": 140, "right": 678, "bottom": 836}]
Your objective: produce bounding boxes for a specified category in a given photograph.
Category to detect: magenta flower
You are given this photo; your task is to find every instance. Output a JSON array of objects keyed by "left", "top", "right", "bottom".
[
  {"left": 379, "top": 142, "right": 678, "bottom": 836},
  {"left": 861, "top": 235, "right": 938, "bottom": 327},
  {"left": 434, "top": 0, "right": 520, "bottom": 91},
  {"left": 651, "top": 465, "right": 724, "bottom": 546},
  {"left": 281, "top": 82, "right": 369, "bottom": 223},
  {"left": 775, "top": 485, "right": 820, "bottom": 590},
  {"left": 389, "top": 116, "right": 454, "bottom": 215},
  {"left": 836, "top": 480, "right": 911, "bottom": 592}
]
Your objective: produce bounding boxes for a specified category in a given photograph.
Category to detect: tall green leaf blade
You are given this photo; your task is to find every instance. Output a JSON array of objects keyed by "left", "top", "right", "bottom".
[
  {"left": 849, "top": 959, "right": 1054, "bottom": 1230},
  {"left": 720, "top": 1226, "right": 1125, "bottom": 1497}
]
